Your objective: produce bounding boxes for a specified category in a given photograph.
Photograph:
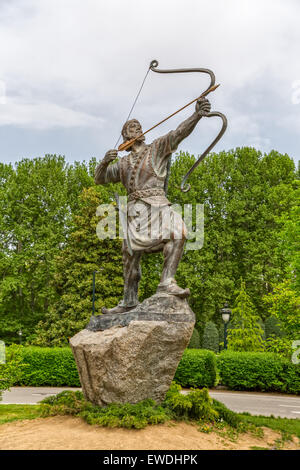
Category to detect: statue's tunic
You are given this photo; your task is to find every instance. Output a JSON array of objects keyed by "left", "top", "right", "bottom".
[{"left": 95, "top": 131, "right": 187, "bottom": 252}]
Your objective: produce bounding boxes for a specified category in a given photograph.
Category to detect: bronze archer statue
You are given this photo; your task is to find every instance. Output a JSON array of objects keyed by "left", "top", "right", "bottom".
[{"left": 94, "top": 97, "right": 211, "bottom": 314}]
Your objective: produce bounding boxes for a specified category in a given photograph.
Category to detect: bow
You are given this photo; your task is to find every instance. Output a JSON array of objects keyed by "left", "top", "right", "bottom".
[{"left": 149, "top": 60, "right": 228, "bottom": 192}]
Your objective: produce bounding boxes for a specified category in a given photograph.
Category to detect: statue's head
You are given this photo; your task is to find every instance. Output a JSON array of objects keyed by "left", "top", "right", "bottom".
[{"left": 121, "top": 119, "right": 145, "bottom": 150}]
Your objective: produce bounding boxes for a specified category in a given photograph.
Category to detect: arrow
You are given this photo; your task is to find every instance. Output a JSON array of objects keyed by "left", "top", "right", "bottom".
[{"left": 118, "top": 83, "right": 220, "bottom": 152}]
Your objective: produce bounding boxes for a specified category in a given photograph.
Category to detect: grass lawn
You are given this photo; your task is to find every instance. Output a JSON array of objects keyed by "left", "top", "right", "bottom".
[
  {"left": 239, "top": 413, "right": 300, "bottom": 439},
  {"left": 0, "top": 404, "right": 42, "bottom": 425}
]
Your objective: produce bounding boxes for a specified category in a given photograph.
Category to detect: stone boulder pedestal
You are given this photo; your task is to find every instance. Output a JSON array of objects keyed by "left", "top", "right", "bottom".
[{"left": 70, "top": 293, "right": 195, "bottom": 406}]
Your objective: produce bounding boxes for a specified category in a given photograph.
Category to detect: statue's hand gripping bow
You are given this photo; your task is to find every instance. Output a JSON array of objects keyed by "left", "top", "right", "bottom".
[{"left": 149, "top": 60, "right": 228, "bottom": 193}]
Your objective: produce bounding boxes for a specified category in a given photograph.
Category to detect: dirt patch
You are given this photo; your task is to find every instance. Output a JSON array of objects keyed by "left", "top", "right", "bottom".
[{"left": 0, "top": 416, "right": 298, "bottom": 450}]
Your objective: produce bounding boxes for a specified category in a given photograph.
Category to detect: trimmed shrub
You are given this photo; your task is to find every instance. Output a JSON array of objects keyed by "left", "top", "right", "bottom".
[
  {"left": 41, "top": 390, "right": 171, "bottom": 429},
  {"left": 0, "top": 345, "right": 27, "bottom": 400},
  {"left": 164, "top": 382, "right": 218, "bottom": 422},
  {"left": 13, "top": 346, "right": 217, "bottom": 389},
  {"left": 40, "top": 384, "right": 242, "bottom": 429},
  {"left": 174, "top": 349, "right": 217, "bottom": 388},
  {"left": 217, "top": 351, "right": 300, "bottom": 394},
  {"left": 8, "top": 346, "right": 300, "bottom": 395},
  {"left": 14, "top": 346, "right": 80, "bottom": 387},
  {"left": 187, "top": 328, "right": 201, "bottom": 349},
  {"left": 202, "top": 321, "right": 219, "bottom": 353},
  {"left": 265, "top": 316, "right": 285, "bottom": 339}
]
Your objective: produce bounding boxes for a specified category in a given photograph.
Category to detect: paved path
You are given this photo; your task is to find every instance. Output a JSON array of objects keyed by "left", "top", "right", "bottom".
[
  {"left": 1, "top": 387, "right": 78, "bottom": 405},
  {"left": 1, "top": 387, "right": 300, "bottom": 419},
  {"left": 208, "top": 390, "right": 300, "bottom": 419}
]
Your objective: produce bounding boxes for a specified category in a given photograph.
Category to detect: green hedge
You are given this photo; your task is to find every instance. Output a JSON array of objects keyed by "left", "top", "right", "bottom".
[
  {"left": 217, "top": 351, "right": 300, "bottom": 394},
  {"left": 8, "top": 346, "right": 300, "bottom": 394},
  {"left": 12, "top": 346, "right": 217, "bottom": 389},
  {"left": 16, "top": 347, "right": 80, "bottom": 387},
  {"left": 174, "top": 349, "right": 217, "bottom": 388}
]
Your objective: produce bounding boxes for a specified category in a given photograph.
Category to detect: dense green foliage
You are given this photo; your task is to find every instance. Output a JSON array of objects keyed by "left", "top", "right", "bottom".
[
  {"left": 265, "top": 316, "right": 284, "bottom": 339},
  {"left": 264, "top": 337, "right": 295, "bottom": 359},
  {"left": 201, "top": 321, "right": 220, "bottom": 352},
  {"left": 166, "top": 148, "right": 296, "bottom": 328},
  {"left": 15, "top": 346, "right": 80, "bottom": 386},
  {"left": 174, "top": 349, "right": 217, "bottom": 388},
  {"left": 13, "top": 347, "right": 218, "bottom": 389},
  {"left": 0, "top": 156, "right": 94, "bottom": 344},
  {"left": 31, "top": 187, "right": 124, "bottom": 346},
  {"left": 277, "top": 179, "right": 300, "bottom": 292},
  {"left": 40, "top": 383, "right": 241, "bottom": 430},
  {"left": 258, "top": 319, "right": 266, "bottom": 341},
  {"left": 217, "top": 351, "right": 300, "bottom": 394},
  {"left": 1, "top": 402, "right": 298, "bottom": 444},
  {"left": 163, "top": 383, "right": 218, "bottom": 422},
  {"left": 263, "top": 280, "right": 300, "bottom": 341},
  {"left": 212, "top": 398, "right": 242, "bottom": 429},
  {"left": 262, "top": 281, "right": 300, "bottom": 358},
  {"left": 7, "top": 346, "right": 300, "bottom": 394},
  {"left": 41, "top": 390, "right": 172, "bottom": 429},
  {"left": 0, "top": 345, "right": 27, "bottom": 400},
  {"left": 187, "top": 328, "right": 201, "bottom": 349},
  {"left": 0, "top": 148, "right": 297, "bottom": 345},
  {"left": 227, "top": 281, "right": 264, "bottom": 352}
]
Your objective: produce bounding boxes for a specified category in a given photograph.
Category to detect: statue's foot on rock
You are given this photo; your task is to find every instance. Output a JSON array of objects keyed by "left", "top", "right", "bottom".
[
  {"left": 101, "top": 305, "right": 136, "bottom": 315},
  {"left": 156, "top": 282, "right": 190, "bottom": 299}
]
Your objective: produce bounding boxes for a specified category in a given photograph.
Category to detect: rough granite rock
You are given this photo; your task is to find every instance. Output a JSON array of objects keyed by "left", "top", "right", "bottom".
[{"left": 70, "top": 293, "right": 195, "bottom": 406}]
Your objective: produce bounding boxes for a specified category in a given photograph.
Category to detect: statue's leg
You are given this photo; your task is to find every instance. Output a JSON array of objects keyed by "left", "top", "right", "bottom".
[
  {"left": 121, "top": 245, "right": 142, "bottom": 308},
  {"left": 157, "top": 238, "right": 190, "bottom": 298},
  {"left": 160, "top": 238, "right": 185, "bottom": 283},
  {"left": 102, "top": 243, "right": 142, "bottom": 314}
]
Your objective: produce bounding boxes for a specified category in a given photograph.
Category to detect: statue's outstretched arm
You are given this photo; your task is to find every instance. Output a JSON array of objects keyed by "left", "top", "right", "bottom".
[{"left": 171, "top": 97, "right": 211, "bottom": 149}]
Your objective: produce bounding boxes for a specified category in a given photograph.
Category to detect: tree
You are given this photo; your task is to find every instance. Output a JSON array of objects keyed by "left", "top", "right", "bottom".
[
  {"left": 31, "top": 186, "right": 124, "bottom": 346},
  {"left": 166, "top": 148, "right": 296, "bottom": 327},
  {"left": 187, "top": 328, "right": 201, "bottom": 349},
  {"left": 202, "top": 321, "right": 219, "bottom": 353},
  {"left": 1, "top": 148, "right": 296, "bottom": 344},
  {"left": 265, "top": 316, "right": 284, "bottom": 339},
  {"left": 277, "top": 180, "right": 300, "bottom": 292},
  {"left": 227, "top": 281, "right": 264, "bottom": 352},
  {"left": 0, "top": 345, "right": 26, "bottom": 401},
  {"left": 263, "top": 280, "right": 300, "bottom": 341},
  {"left": 0, "top": 155, "right": 94, "bottom": 344}
]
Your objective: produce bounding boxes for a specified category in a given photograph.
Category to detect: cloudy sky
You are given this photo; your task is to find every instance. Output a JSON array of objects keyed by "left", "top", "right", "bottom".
[{"left": 0, "top": 0, "right": 299, "bottom": 166}]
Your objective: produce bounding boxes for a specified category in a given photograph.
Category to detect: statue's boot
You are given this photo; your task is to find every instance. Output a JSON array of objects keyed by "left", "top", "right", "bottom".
[
  {"left": 156, "top": 279, "right": 190, "bottom": 299},
  {"left": 101, "top": 304, "right": 136, "bottom": 315}
]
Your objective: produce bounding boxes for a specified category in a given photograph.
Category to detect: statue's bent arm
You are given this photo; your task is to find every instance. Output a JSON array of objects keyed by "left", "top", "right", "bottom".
[{"left": 94, "top": 160, "right": 121, "bottom": 185}]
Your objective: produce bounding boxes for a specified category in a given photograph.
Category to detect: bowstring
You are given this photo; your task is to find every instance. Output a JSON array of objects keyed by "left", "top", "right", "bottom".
[{"left": 114, "top": 65, "right": 151, "bottom": 149}]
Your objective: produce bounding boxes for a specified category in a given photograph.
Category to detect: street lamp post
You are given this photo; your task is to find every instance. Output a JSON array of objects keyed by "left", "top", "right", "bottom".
[
  {"left": 220, "top": 303, "right": 231, "bottom": 350},
  {"left": 18, "top": 329, "right": 23, "bottom": 345},
  {"left": 92, "top": 271, "right": 100, "bottom": 316}
]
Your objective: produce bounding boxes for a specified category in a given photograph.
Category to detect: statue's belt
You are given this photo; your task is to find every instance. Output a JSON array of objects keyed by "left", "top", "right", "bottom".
[{"left": 128, "top": 188, "right": 165, "bottom": 202}]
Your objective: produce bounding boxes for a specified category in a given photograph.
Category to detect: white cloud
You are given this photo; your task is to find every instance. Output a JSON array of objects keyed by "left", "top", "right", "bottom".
[
  {"left": 280, "top": 112, "right": 300, "bottom": 133},
  {"left": 0, "top": 97, "right": 104, "bottom": 129},
  {"left": 0, "top": 0, "right": 299, "bottom": 161}
]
